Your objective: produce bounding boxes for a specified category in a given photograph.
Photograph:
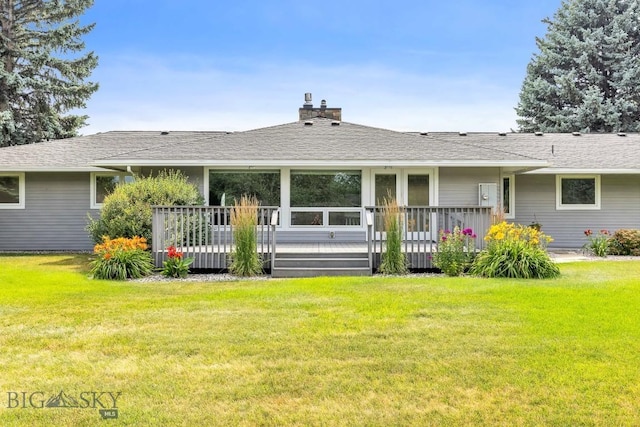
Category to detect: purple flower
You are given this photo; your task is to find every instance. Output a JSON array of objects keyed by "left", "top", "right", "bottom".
[
  {"left": 441, "top": 235, "right": 447, "bottom": 242},
  {"left": 462, "top": 228, "right": 474, "bottom": 236}
]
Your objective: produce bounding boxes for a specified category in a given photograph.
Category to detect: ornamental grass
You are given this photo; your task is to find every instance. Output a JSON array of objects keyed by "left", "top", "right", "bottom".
[
  {"left": 229, "top": 195, "right": 263, "bottom": 276},
  {"left": 378, "top": 196, "right": 408, "bottom": 275}
]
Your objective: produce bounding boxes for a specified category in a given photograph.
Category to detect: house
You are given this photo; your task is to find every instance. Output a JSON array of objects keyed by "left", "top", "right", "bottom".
[{"left": 1, "top": 94, "right": 639, "bottom": 260}]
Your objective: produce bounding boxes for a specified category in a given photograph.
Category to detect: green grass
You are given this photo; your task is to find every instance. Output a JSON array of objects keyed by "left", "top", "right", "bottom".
[{"left": 0, "top": 254, "right": 639, "bottom": 426}]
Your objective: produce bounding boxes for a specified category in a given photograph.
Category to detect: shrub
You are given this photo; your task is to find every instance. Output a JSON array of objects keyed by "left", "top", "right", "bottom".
[
  {"left": 90, "top": 236, "right": 154, "bottom": 280},
  {"left": 87, "top": 169, "right": 204, "bottom": 245},
  {"left": 162, "top": 246, "right": 194, "bottom": 278},
  {"left": 433, "top": 227, "right": 477, "bottom": 276},
  {"left": 378, "top": 196, "right": 408, "bottom": 275},
  {"left": 470, "top": 221, "right": 560, "bottom": 279},
  {"left": 609, "top": 229, "right": 640, "bottom": 256},
  {"left": 582, "top": 229, "right": 611, "bottom": 257},
  {"left": 229, "top": 195, "right": 263, "bottom": 276}
]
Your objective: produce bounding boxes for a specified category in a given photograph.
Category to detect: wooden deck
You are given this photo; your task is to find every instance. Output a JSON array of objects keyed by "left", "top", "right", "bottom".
[{"left": 151, "top": 205, "right": 493, "bottom": 273}]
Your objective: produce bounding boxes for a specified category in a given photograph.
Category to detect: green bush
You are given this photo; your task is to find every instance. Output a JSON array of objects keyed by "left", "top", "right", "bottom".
[
  {"left": 87, "top": 170, "right": 204, "bottom": 245},
  {"left": 229, "top": 195, "right": 263, "bottom": 276},
  {"left": 470, "top": 221, "right": 560, "bottom": 279},
  {"left": 609, "top": 229, "right": 640, "bottom": 256},
  {"left": 378, "top": 197, "right": 408, "bottom": 275},
  {"left": 433, "top": 227, "right": 477, "bottom": 276},
  {"left": 90, "top": 236, "right": 154, "bottom": 280}
]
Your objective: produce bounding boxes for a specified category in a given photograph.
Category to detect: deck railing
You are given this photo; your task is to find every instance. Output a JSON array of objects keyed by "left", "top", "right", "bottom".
[
  {"left": 151, "top": 206, "right": 279, "bottom": 269},
  {"left": 152, "top": 205, "right": 493, "bottom": 271},
  {"left": 365, "top": 206, "right": 493, "bottom": 269}
]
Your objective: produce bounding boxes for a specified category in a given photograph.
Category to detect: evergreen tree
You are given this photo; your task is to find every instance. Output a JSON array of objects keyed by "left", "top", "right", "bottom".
[
  {"left": 0, "top": 0, "right": 98, "bottom": 146},
  {"left": 516, "top": 0, "right": 640, "bottom": 133}
]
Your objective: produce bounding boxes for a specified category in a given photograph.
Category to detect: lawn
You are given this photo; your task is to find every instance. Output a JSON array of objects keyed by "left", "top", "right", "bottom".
[{"left": 0, "top": 254, "right": 639, "bottom": 426}]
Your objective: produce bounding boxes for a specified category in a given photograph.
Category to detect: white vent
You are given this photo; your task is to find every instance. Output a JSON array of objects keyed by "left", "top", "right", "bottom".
[
  {"left": 498, "top": 132, "right": 507, "bottom": 136},
  {"left": 331, "top": 121, "right": 340, "bottom": 126},
  {"left": 459, "top": 132, "right": 467, "bottom": 136},
  {"left": 535, "top": 131, "right": 544, "bottom": 136},
  {"left": 304, "top": 120, "right": 313, "bottom": 126},
  {"left": 618, "top": 132, "right": 627, "bottom": 137},
  {"left": 572, "top": 131, "right": 581, "bottom": 136}
]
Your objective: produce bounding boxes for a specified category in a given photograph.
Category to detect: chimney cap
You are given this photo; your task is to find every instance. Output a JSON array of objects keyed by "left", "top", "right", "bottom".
[{"left": 304, "top": 92, "right": 313, "bottom": 107}]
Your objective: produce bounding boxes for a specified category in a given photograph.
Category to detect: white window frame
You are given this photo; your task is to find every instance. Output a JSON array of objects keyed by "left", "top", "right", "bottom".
[
  {"left": 556, "top": 175, "right": 601, "bottom": 210},
  {"left": 0, "top": 173, "right": 25, "bottom": 209},
  {"left": 502, "top": 174, "right": 515, "bottom": 219},
  {"left": 90, "top": 172, "right": 133, "bottom": 209}
]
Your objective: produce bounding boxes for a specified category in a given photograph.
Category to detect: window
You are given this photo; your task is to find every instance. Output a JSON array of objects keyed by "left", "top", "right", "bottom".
[
  {"left": 0, "top": 173, "right": 25, "bottom": 209},
  {"left": 556, "top": 175, "right": 600, "bottom": 210},
  {"left": 208, "top": 170, "right": 280, "bottom": 206},
  {"left": 91, "top": 172, "right": 134, "bottom": 209},
  {"left": 290, "top": 170, "right": 361, "bottom": 207},
  {"left": 502, "top": 175, "right": 515, "bottom": 218}
]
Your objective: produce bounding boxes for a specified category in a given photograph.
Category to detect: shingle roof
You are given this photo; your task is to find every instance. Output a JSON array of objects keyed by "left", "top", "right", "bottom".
[
  {"left": 1, "top": 120, "right": 638, "bottom": 172},
  {"left": 90, "top": 119, "right": 546, "bottom": 168},
  {"left": 426, "top": 132, "right": 640, "bottom": 172},
  {"left": 0, "top": 131, "right": 227, "bottom": 171}
]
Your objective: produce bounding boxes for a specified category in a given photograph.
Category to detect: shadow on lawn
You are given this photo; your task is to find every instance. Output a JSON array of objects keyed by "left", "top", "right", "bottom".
[{"left": 39, "top": 253, "right": 94, "bottom": 273}]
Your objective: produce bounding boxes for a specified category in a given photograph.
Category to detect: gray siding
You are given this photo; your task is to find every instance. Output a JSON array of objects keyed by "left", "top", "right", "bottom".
[
  {"left": 0, "top": 172, "right": 95, "bottom": 251},
  {"left": 0, "top": 168, "right": 207, "bottom": 252},
  {"left": 438, "top": 167, "right": 500, "bottom": 205},
  {"left": 514, "top": 174, "right": 640, "bottom": 248}
]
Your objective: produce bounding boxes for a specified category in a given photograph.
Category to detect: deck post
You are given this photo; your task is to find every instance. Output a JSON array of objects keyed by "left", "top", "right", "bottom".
[
  {"left": 366, "top": 210, "right": 374, "bottom": 273},
  {"left": 270, "top": 210, "right": 279, "bottom": 271}
]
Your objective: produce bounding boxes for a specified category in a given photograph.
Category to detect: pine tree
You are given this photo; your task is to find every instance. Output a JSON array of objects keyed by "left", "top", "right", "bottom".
[
  {"left": 0, "top": 0, "right": 98, "bottom": 146},
  {"left": 516, "top": 0, "right": 640, "bottom": 133}
]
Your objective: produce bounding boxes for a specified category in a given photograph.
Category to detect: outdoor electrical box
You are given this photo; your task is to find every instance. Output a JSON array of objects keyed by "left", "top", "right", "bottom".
[{"left": 478, "top": 183, "right": 498, "bottom": 210}]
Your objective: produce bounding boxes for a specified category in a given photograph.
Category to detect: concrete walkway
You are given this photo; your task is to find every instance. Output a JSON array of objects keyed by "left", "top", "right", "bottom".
[{"left": 549, "top": 250, "right": 640, "bottom": 263}]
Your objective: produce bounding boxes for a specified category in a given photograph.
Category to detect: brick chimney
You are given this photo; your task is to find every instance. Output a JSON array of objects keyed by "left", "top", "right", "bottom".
[{"left": 298, "top": 93, "right": 342, "bottom": 121}]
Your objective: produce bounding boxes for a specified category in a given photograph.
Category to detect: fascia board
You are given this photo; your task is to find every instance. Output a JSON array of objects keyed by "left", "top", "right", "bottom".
[
  {"left": 525, "top": 168, "right": 640, "bottom": 175},
  {"left": 92, "top": 159, "right": 550, "bottom": 168},
  {"left": 0, "top": 166, "right": 112, "bottom": 172}
]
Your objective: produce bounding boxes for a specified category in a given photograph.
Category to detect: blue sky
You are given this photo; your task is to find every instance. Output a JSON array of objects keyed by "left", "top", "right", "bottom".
[{"left": 78, "top": 0, "right": 562, "bottom": 135}]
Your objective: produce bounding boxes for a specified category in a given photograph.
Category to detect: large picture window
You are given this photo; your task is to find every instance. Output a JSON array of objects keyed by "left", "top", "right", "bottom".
[
  {"left": 290, "top": 170, "right": 361, "bottom": 207},
  {"left": 0, "top": 173, "right": 25, "bottom": 209},
  {"left": 91, "top": 172, "right": 134, "bottom": 209},
  {"left": 556, "top": 175, "right": 600, "bottom": 210},
  {"left": 208, "top": 170, "right": 280, "bottom": 206}
]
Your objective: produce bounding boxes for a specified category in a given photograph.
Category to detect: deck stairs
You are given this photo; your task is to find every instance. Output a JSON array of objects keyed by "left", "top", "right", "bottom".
[{"left": 271, "top": 251, "right": 372, "bottom": 278}]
